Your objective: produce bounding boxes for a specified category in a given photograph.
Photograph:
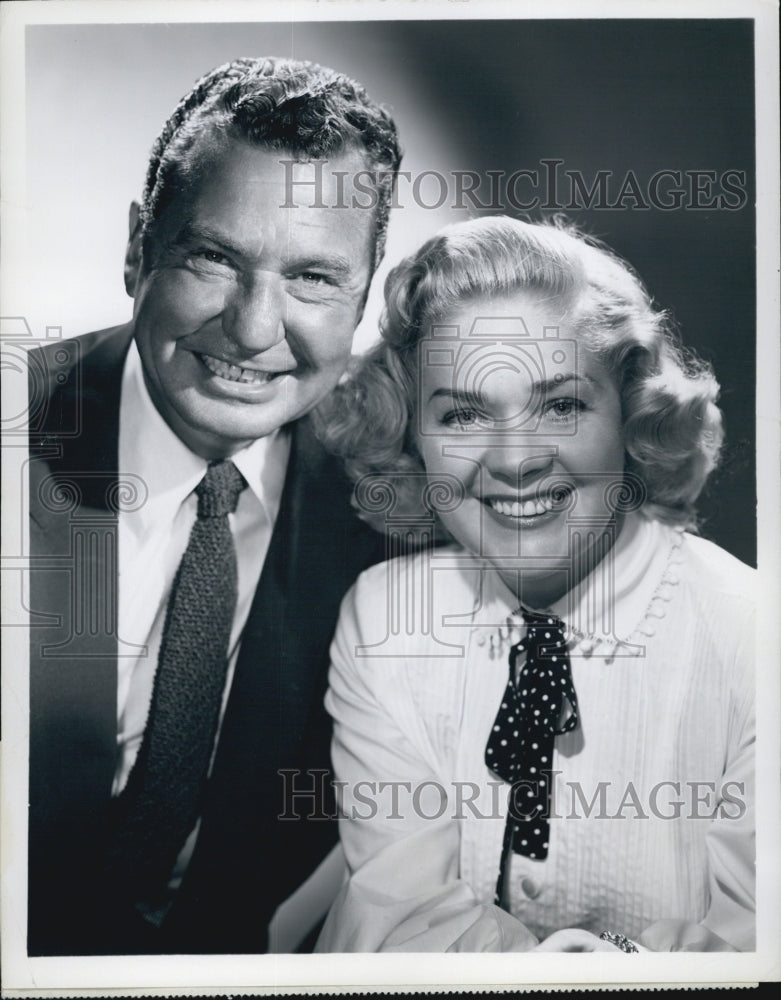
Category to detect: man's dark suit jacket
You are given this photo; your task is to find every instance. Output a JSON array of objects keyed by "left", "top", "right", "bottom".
[{"left": 27, "top": 325, "right": 386, "bottom": 955}]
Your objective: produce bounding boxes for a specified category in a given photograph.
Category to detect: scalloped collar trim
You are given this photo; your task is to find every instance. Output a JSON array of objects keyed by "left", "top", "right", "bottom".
[{"left": 472, "top": 514, "right": 685, "bottom": 662}]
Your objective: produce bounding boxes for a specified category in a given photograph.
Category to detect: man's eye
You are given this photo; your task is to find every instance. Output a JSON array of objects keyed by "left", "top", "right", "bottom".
[
  {"left": 297, "top": 272, "right": 332, "bottom": 286},
  {"left": 193, "top": 249, "right": 230, "bottom": 266}
]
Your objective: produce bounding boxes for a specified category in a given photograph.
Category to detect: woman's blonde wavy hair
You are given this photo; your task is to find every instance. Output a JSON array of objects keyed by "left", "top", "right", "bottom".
[{"left": 317, "top": 216, "right": 723, "bottom": 530}]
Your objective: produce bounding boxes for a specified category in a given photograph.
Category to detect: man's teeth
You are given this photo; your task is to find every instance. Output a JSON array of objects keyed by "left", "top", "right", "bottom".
[
  {"left": 488, "top": 495, "right": 565, "bottom": 517},
  {"left": 200, "top": 354, "right": 277, "bottom": 384}
]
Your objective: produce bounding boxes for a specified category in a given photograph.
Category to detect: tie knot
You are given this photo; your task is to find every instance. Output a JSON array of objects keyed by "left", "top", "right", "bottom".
[
  {"left": 522, "top": 610, "right": 564, "bottom": 630},
  {"left": 195, "top": 460, "right": 247, "bottom": 518},
  {"left": 520, "top": 610, "right": 566, "bottom": 657}
]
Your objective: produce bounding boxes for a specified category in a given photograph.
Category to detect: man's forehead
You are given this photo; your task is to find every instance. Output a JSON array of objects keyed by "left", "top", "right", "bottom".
[
  {"left": 152, "top": 141, "right": 375, "bottom": 261},
  {"left": 185, "top": 134, "right": 372, "bottom": 197}
]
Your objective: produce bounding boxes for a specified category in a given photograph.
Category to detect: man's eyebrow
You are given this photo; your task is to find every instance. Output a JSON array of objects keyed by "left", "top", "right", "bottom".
[
  {"left": 284, "top": 253, "right": 353, "bottom": 277},
  {"left": 172, "top": 224, "right": 354, "bottom": 276},
  {"left": 173, "top": 223, "right": 246, "bottom": 259}
]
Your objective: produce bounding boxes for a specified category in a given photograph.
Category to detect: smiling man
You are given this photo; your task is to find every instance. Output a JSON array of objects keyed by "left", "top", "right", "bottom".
[
  {"left": 27, "top": 57, "right": 401, "bottom": 956},
  {"left": 129, "top": 141, "right": 377, "bottom": 454}
]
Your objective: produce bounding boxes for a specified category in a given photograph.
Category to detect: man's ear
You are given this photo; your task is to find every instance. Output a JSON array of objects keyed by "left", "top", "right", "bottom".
[{"left": 124, "top": 201, "right": 143, "bottom": 296}]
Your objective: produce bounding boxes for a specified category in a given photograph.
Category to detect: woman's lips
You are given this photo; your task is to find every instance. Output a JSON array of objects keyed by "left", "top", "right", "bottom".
[{"left": 484, "top": 488, "right": 572, "bottom": 519}]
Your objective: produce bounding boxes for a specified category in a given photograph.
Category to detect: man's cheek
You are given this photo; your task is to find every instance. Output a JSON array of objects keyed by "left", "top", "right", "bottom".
[
  {"left": 153, "top": 272, "right": 224, "bottom": 321},
  {"left": 307, "top": 330, "right": 354, "bottom": 368}
]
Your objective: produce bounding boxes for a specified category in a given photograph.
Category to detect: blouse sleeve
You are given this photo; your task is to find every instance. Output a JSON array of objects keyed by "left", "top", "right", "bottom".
[
  {"left": 315, "top": 577, "right": 538, "bottom": 953},
  {"left": 699, "top": 607, "right": 756, "bottom": 950}
]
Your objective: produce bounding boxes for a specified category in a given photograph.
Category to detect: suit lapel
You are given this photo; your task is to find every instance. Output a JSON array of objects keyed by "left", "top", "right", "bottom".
[
  {"left": 174, "top": 419, "right": 384, "bottom": 943},
  {"left": 28, "top": 328, "right": 387, "bottom": 953},
  {"left": 217, "top": 418, "right": 380, "bottom": 776},
  {"left": 28, "top": 327, "right": 134, "bottom": 952},
  {"left": 191, "top": 420, "right": 337, "bottom": 814}
]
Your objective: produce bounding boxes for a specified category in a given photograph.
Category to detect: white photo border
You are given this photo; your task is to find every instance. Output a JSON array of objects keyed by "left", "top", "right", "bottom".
[{"left": 2, "top": 0, "right": 779, "bottom": 993}]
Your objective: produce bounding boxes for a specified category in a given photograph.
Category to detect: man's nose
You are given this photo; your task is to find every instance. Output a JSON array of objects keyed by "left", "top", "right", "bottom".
[
  {"left": 222, "top": 274, "right": 285, "bottom": 354},
  {"left": 483, "top": 437, "right": 557, "bottom": 486}
]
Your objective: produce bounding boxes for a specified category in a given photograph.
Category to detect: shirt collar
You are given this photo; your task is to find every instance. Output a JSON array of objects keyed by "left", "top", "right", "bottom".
[
  {"left": 119, "top": 340, "right": 290, "bottom": 529},
  {"left": 471, "top": 512, "right": 683, "bottom": 656}
]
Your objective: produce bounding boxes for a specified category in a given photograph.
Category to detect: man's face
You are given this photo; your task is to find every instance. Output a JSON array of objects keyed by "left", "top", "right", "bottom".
[{"left": 127, "top": 139, "right": 375, "bottom": 458}]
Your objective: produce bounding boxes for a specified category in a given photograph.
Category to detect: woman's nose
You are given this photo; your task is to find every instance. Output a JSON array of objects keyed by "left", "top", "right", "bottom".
[{"left": 483, "top": 439, "right": 557, "bottom": 486}]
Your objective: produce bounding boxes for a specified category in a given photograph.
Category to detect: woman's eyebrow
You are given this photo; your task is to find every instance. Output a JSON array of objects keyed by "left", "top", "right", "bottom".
[
  {"left": 532, "top": 373, "right": 599, "bottom": 393},
  {"left": 428, "top": 388, "right": 481, "bottom": 404},
  {"left": 428, "top": 374, "right": 598, "bottom": 404}
]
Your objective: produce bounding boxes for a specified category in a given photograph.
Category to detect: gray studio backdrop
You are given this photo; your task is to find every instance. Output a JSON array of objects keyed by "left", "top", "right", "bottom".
[{"left": 23, "top": 18, "right": 756, "bottom": 565}]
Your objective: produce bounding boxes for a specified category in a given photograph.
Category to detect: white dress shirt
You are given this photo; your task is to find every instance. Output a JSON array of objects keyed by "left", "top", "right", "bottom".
[
  {"left": 115, "top": 341, "right": 290, "bottom": 888},
  {"left": 317, "top": 513, "right": 756, "bottom": 952}
]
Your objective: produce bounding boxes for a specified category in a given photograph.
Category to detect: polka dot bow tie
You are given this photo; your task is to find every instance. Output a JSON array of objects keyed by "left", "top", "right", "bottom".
[{"left": 484, "top": 610, "right": 579, "bottom": 866}]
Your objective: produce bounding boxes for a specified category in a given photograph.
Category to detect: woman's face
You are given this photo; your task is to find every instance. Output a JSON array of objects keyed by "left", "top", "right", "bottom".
[{"left": 416, "top": 291, "right": 626, "bottom": 608}]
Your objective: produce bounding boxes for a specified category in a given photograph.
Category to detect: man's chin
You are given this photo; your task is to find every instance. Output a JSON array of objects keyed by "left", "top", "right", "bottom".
[{"left": 169, "top": 402, "right": 296, "bottom": 458}]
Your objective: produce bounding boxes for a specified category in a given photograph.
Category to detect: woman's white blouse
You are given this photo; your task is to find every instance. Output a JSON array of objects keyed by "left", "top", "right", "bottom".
[{"left": 317, "top": 515, "right": 756, "bottom": 952}]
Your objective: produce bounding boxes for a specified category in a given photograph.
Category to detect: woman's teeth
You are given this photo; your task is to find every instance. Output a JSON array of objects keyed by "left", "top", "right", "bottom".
[
  {"left": 488, "top": 496, "right": 563, "bottom": 518},
  {"left": 200, "top": 353, "right": 278, "bottom": 384}
]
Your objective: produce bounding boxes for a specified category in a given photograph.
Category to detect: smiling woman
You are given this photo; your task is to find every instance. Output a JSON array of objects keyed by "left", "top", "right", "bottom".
[
  {"left": 314, "top": 217, "right": 755, "bottom": 954},
  {"left": 415, "top": 290, "right": 626, "bottom": 609}
]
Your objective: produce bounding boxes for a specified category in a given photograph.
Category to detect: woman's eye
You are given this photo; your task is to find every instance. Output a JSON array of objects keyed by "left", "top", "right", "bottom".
[
  {"left": 442, "top": 409, "right": 479, "bottom": 429},
  {"left": 545, "top": 398, "right": 582, "bottom": 420}
]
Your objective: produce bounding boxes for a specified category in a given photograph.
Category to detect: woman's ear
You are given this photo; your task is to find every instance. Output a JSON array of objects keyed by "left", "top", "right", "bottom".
[{"left": 123, "top": 201, "right": 143, "bottom": 296}]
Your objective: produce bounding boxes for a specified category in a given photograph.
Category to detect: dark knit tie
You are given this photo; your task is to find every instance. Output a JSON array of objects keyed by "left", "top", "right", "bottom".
[
  {"left": 485, "top": 611, "right": 579, "bottom": 903},
  {"left": 106, "top": 459, "right": 247, "bottom": 899}
]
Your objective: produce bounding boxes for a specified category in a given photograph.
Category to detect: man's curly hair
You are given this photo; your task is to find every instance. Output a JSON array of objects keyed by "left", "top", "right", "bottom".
[{"left": 140, "top": 57, "right": 402, "bottom": 271}]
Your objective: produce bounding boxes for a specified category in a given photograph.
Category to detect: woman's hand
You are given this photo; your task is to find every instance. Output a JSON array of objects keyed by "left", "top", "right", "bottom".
[{"left": 532, "top": 929, "right": 625, "bottom": 952}]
